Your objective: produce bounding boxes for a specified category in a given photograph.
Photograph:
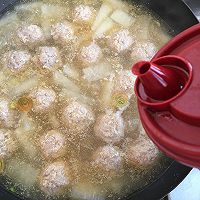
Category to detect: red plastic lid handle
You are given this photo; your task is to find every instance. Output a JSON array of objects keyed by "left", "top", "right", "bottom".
[{"left": 132, "top": 55, "right": 192, "bottom": 108}]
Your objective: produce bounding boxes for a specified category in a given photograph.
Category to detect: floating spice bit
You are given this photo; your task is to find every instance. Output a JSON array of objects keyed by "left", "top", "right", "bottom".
[
  {"left": 10, "top": 101, "right": 17, "bottom": 110},
  {"left": 9, "top": 187, "right": 16, "bottom": 193},
  {"left": 112, "top": 92, "right": 129, "bottom": 109},
  {"left": 0, "top": 158, "right": 4, "bottom": 174},
  {"left": 16, "top": 97, "right": 33, "bottom": 112}
]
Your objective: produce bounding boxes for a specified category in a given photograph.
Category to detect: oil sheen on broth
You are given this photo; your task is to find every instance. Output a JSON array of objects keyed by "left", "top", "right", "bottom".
[{"left": 0, "top": 0, "right": 172, "bottom": 199}]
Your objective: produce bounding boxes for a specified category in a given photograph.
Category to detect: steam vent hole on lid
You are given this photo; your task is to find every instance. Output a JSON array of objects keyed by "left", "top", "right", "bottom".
[{"left": 132, "top": 55, "right": 192, "bottom": 103}]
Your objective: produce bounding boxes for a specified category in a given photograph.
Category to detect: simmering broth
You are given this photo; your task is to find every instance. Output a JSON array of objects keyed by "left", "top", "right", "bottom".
[{"left": 0, "top": 0, "right": 172, "bottom": 199}]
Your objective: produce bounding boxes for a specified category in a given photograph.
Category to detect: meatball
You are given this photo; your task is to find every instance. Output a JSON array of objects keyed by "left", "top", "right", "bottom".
[
  {"left": 39, "top": 161, "right": 70, "bottom": 195},
  {"left": 73, "top": 5, "right": 95, "bottom": 25},
  {"left": 79, "top": 42, "right": 102, "bottom": 66},
  {"left": 92, "top": 145, "right": 122, "bottom": 172},
  {"left": 114, "top": 70, "right": 137, "bottom": 98},
  {"left": 17, "top": 24, "right": 44, "bottom": 44},
  {"left": 125, "top": 137, "right": 159, "bottom": 167},
  {"left": 30, "top": 87, "right": 56, "bottom": 111},
  {"left": 40, "top": 130, "right": 66, "bottom": 159},
  {"left": 4, "top": 51, "right": 31, "bottom": 72},
  {"left": 94, "top": 111, "right": 124, "bottom": 144},
  {"left": 131, "top": 42, "right": 157, "bottom": 62},
  {"left": 107, "top": 29, "right": 134, "bottom": 53},
  {"left": 63, "top": 101, "right": 95, "bottom": 132},
  {"left": 51, "top": 22, "right": 75, "bottom": 44},
  {"left": 0, "top": 129, "right": 16, "bottom": 158},
  {"left": 36, "top": 46, "right": 61, "bottom": 70}
]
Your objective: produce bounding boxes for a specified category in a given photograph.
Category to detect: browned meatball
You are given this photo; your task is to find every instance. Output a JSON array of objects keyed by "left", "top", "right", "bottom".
[
  {"left": 125, "top": 137, "right": 159, "bottom": 167},
  {"left": 73, "top": 5, "right": 96, "bottom": 25},
  {"left": 35, "top": 46, "right": 61, "bottom": 70},
  {"left": 63, "top": 101, "right": 95, "bottom": 132},
  {"left": 3, "top": 50, "right": 31, "bottom": 72},
  {"left": 92, "top": 145, "right": 122, "bottom": 172},
  {"left": 30, "top": 87, "right": 56, "bottom": 111},
  {"left": 131, "top": 41, "right": 157, "bottom": 62},
  {"left": 113, "top": 70, "right": 137, "bottom": 99},
  {"left": 39, "top": 130, "right": 66, "bottom": 159},
  {"left": 94, "top": 111, "right": 124, "bottom": 144},
  {"left": 17, "top": 24, "right": 44, "bottom": 44},
  {"left": 79, "top": 42, "right": 102, "bottom": 66},
  {"left": 39, "top": 161, "right": 70, "bottom": 195},
  {"left": 51, "top": 21, "right": 75, "bottom": 45},
  {"left": 107, "top": 29, "right": 134, "bottom": 53}
]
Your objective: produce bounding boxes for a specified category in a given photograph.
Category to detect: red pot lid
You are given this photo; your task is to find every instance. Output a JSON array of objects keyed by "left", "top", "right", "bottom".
[{"left": 132, "top": 23, "right": 200, "bottom": 168}]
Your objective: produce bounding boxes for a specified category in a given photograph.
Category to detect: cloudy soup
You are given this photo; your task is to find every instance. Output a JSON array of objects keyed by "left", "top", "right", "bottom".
[{"left": 0, "top": 0, "right": 172, "bottom": 199}]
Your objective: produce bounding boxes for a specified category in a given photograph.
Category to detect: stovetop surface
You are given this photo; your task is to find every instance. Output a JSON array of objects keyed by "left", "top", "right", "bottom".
[{"left": 169, "top": 168, "right": 200, "bottom": 200}]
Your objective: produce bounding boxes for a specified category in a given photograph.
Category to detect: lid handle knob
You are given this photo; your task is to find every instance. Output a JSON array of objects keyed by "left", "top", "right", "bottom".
[{"left": 132, "top": 56, "right": 190, "bottom": 101}]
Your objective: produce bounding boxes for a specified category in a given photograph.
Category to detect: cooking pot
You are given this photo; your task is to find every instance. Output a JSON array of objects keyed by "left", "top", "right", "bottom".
[{"left": 0, "top": 0, "right": 199, "bottom": 200}]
